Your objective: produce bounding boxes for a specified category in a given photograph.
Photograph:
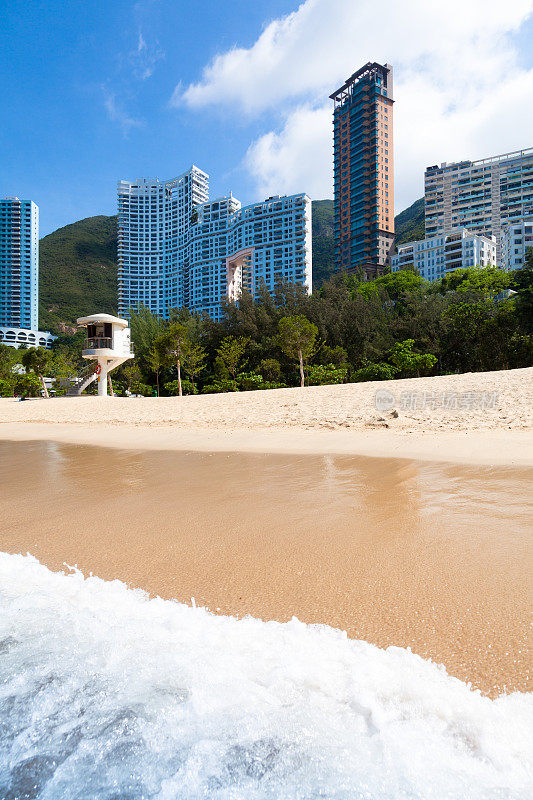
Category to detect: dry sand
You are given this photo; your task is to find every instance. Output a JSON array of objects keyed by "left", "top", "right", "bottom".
[{"left": 0, "top": 367, "right": 532, "bottom": 465}]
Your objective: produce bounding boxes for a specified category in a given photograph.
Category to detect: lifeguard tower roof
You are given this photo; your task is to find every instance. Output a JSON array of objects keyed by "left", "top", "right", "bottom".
[{"left": 77, "top": 313, "right": 129, "bottom": 328}]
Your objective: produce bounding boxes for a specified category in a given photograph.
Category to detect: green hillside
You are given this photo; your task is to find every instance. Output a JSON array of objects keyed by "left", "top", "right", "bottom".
[
  {"left": 311, "top": 199, "right": 335, "bottom": 288},
  {"left": 395, "top": 197, "right": 425, "bottom": 246},
  {"left": 39, "top": 215, "right": 118, "bottom": 333},
  {"left": 39, "top": 197, "right": 425, "bottom": 332}
]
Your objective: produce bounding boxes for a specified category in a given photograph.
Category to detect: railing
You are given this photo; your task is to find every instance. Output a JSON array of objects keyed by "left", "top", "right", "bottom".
[
  {"left": 60, "top": 362, "right": 97, "bottom": 389},
  {"left": 84, "top": 337, "right": 112, "bottom": 350}
]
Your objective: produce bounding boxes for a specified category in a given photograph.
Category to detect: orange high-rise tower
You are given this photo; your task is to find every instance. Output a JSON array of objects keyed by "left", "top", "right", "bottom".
[{"left": 330, "top": 62, "right": 394, "bottom": 275}]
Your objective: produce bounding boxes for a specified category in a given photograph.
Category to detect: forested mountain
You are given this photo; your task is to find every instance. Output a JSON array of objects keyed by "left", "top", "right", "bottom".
[
  {"left": 39, "top": 197, "right": 425, "bottom": 333},
  {"left": 395, "top": 197, "right": 425, "bottom": 245},
  {"left": 311, "top": 199, "right": 335, "bottom": 287},
  {"left": 39, "top": 215, "right": 118, "bottom": 333}
]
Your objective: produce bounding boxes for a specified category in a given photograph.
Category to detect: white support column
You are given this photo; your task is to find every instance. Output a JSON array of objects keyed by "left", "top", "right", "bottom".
[{"left": 97, "top": 359, "right": 108, "bottom": 397}]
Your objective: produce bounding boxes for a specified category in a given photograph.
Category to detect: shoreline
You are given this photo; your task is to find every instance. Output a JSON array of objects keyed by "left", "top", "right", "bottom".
[{"left": 0, "top": 422, "right": 532, "bottom": 466}]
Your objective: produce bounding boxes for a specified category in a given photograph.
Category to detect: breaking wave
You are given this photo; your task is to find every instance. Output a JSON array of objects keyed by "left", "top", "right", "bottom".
[{"left": 0, "top": 552, "right": 531, "bottom": 799}]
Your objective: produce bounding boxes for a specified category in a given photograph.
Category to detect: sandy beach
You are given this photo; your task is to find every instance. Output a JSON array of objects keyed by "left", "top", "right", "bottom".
[
  {"left": 1, "top": 368, "right": 532, "bottom": 697},
  {"left": 0, "top": 367, "right": 532, "bottom": 465}
]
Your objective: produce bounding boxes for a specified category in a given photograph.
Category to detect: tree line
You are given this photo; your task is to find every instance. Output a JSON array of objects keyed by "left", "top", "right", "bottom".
[{"left": 1, "top": 253, "right": 532, "bottom": 398}]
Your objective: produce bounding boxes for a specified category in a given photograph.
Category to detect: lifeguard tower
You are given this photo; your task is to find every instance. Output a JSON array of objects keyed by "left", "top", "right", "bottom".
[{"left": 73, "top": 314, "right": 134, "bottom": 396}]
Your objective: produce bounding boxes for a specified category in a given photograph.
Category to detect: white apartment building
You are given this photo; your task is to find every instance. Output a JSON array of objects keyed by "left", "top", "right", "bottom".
[
  {"left": 117, "top": 166, "right": 312, "bottom": 321},
  {"left": 500, "top": 217, "right": 533, "bottom": 271},
  {"left": 391, "top": 228, "right": 497, "bottom": 280},
  {"left": 0, "top": 197, "right": 54, "bottom": 349},
  {"left": 425, "top": 148, "right": 533, "bottom": 262},
  {"left": 0, "top": 197, "right": 39, "bottom": 330},
  {"left": 117, "top": 167, "right": 209, "bottom": 319}
]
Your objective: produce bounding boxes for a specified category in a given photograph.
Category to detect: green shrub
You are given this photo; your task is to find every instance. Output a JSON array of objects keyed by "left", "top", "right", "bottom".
[
  {"left": 201, "top": 379, "right": 236, "bottom": 394},
  {"left": 261, "top": 380, "right": 287, "bottom": 390},
  {"left": 388, "top": 339, "right": 437, "bottom": 378},
  {"left": 258, "top": 358, "right": 282, "bottom": 382},
  {"left": 238, "top": 372, "right": 264, "bottom": 391},
  {"left": 0, "top": 377, "right": 15, "bottom": 397},
  {"left": 164, "top": 378, "right": 197, "bottom": 395},
  {"left": 15, "top": 373, "right": 42, "bottom": 397},
  {"left": 237, "top": 371, "right": 289, "bottom": 391},
  {"left": 316, "top": 345, "right": 348, "bottom": 366},
  {"left": 307, "top": 363, "right": 348, "bottom": 385},
  {"left": 352, "top": 362, "right": 398, "bottom": 382}
]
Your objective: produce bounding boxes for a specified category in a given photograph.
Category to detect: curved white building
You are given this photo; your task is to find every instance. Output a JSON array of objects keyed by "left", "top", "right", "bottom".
[
  {"left": 117, "top": 166, "right": 312, "bottom": 322},
  {"left": 0, "top": 326, "right": 55, "bottom": 349}
]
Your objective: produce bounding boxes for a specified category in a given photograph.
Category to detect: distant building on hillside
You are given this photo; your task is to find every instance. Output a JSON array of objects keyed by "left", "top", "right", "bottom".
[
  {"left": 424, "top": 148, "right": 533, "bottom": 263},
  {"left": 0, "top": 197, "right": 54, "bottom": 349},
  {"left": 330, "top": 62, "right": 395, "bottom": 275},
  {"left": 117, "top": 167, "right": 312, "bottom": 321},
  {"left": 500, "top": 216, "right": 533, "bottom": 271},
  {"left": 391, "top": 228, "right": 497, "bottom": 280}
]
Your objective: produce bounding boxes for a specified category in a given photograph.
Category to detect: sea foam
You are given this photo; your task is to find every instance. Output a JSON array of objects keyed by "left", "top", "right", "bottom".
[{"left": 0, "top": 552, "right": 531, "bottom": 799}]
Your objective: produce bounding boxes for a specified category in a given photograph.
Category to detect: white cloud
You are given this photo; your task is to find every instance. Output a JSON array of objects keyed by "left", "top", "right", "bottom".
[
  {"left": 131, "top": 28, "right": 165, "bottom": 80},
  {"left": 102, "top": 88, "right": 144, "bottom": 136},
  {"left": 245, "top": 104, "right": 332, "bottom": 200},
  {"left": 174, "top": 0, "right": 533, "bottom": 207}
]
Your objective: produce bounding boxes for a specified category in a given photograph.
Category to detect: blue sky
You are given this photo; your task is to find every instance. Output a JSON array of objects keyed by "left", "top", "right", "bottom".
[
  {"left": 1, "top": 0, "right": 532, "bottom": 237},
  {"left": 0, "top": 0, "right": 297, "bottom": 235}
]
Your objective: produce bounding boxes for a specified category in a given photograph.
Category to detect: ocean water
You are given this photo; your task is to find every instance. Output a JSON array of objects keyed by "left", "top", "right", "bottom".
[{"left": 0, "top": 553, "right": 531, "bottom": 800}]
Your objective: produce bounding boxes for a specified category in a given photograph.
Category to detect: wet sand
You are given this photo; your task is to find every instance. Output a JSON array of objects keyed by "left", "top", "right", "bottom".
[{"left": 1, "top": 440, "right": 531, "bottom": 697}]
